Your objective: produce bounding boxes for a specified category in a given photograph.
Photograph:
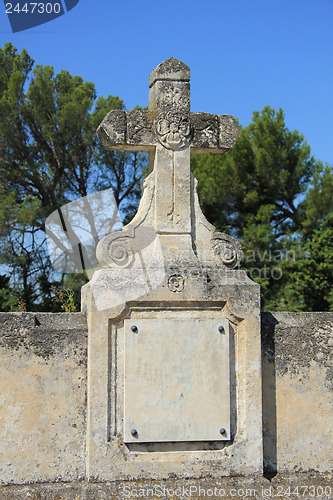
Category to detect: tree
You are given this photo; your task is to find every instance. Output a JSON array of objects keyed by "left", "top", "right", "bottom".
[
  {"left": 0, "top": 43, "right": 147, "bottom": 310},
  {"left": 0, "top": 274, "right": 17, "bottom": 311},
  {"left": 299, "top": 163, "right": 333, "bottom": 237},
  {"left": 191, "top": 107, "right": 317, "bottom": 235},
  {"left": 191, "top": 107, "right": 333, "bottom": 311},
  {"left": 284, "top": 213, "right": 333, "bottom": 311}
]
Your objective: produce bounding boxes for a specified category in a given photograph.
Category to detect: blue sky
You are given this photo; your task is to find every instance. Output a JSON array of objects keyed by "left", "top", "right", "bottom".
[{"left": 1, "top": 0, "right": 332, "bottom": 165}]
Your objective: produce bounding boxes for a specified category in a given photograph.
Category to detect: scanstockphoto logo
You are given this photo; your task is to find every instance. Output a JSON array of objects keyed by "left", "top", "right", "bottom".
[
  {"left": 3, "top": 0, "right": 79, "bottom": 33},
  {"left": 45, "top": 189, "right": 166, "bottom": 312}
]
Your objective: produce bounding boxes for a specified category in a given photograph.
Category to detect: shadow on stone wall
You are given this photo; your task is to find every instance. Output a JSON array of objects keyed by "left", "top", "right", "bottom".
[{"left": 261, "top": 312, "right": 279, "bottom": 479}]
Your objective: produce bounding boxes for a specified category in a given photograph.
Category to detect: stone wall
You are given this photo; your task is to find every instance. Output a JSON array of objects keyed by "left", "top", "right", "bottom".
[
  {"left": 0, "top": 313, "right": 87, "bottom": 485},
  {"left": 261, "top": 312, "right": 332, "bottom": 476},
  {"left": 0, "top": 311, "right": 332, "bottom": 488}
]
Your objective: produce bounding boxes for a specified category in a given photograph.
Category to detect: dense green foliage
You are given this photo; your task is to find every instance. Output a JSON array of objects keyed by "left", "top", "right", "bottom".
[
  {"left": 0, "top": 44, "right": 332, "bottom": 311},
  {"left": 191, "top": 108, "right": 333, "bottom": 311},
  {"left": 0, "top": 43, "right": 147, "bottom": 310}
]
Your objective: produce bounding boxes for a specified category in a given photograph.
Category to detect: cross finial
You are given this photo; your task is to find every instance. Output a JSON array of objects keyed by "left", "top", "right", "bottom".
[{"left": 148, "top": 57, "right": 190, "bottom": 87}]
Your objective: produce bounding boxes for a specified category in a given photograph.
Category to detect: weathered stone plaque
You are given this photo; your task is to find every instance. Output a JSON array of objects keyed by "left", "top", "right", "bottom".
[{"left": 124, "top": 318, "right": 230, "bottom": 443}]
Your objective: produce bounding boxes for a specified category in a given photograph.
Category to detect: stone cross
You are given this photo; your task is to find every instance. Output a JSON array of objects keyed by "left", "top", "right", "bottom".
[{"left": 97, "top": 57, "right": 241, "bottom": 236}]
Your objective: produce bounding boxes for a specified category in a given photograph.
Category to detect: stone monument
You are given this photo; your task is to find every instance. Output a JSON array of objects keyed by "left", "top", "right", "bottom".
[{"left": 82, "top": 58, "right": 262, "bottom": 480}]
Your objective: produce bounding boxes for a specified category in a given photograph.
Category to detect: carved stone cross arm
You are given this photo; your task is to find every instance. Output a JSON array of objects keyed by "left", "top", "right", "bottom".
[{"left": 97, "top": 107, "right": 241, "bottom": 155}]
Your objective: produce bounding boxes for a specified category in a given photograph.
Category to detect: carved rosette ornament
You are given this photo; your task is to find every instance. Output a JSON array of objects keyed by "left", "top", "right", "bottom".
[
  {"left": 154, "top": 112, "right": 192, "bottom": 150},
  {"left": 168, "top": 274, "right": 185, "bottom": 292},
  {"left": 212, "top": 233, "right": 243, "bottom": 269}
]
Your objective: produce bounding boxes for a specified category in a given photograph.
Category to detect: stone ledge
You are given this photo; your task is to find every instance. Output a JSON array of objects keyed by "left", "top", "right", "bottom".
[
  {"left": 261, "top": 311, "right": 333, "bottom": 382},
  {"left": 0, "top": 472, "right": 332, "bottom": 500},
  {"left": 0, "top": 312, "right": 87, "bottom": 360},
  {"left": 0, "top": 312, "right": 87, "bottom": 331}
]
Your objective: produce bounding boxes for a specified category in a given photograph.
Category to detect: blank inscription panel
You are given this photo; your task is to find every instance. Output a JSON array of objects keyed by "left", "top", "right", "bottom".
[{"left": 124, "top": 318, "right": 230, "bottom": 443}]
